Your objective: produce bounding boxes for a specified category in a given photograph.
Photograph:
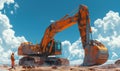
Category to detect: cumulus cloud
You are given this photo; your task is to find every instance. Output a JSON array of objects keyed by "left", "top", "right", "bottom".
[
  {"left": 10, "top": 10, "right": 14, "bottom": 14},
  {"left": 61, "top": 10, "right": 120, "bottom": 65},
  {"left": 0, "top": 12, "right": 27, "bottom": 64},
  {"left": 93, "top": 11, "right": 120, "bottom": 60},
  {"left": 0, "top": 0, "right": 27, "bottom": 65},
  {"left": 60, "top": 38, "right": 84, "bottom": 61},
  {"left": 0, "top": 0, "right": 19, "bottom": 15},
  {"left": 50, "top": 20, "right": 55, "bottom": 23},
  {"left": 0, "top": 0, "right": 14, "bottom": 10},
  {"left": 13, "top": 2, "right": 19, "bottom": 14},
  {"left": 111, "top": 52, "right": 118, "bottom": 60},
  {"left": 14, "top": 3, "right": 19, "bottom": 10},
  {"left": 91, "top": 27, "right": 97, "bottom": 34}
]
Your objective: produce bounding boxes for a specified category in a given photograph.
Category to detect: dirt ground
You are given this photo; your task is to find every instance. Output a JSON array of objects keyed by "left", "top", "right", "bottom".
[{"left": 1, "top": 64, "right": 120, "bottom": 71}]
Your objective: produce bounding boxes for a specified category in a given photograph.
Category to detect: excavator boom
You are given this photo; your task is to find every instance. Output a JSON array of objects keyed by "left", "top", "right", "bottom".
[{"left": 40, "top": 5, "right": 91, "bottom": 54}]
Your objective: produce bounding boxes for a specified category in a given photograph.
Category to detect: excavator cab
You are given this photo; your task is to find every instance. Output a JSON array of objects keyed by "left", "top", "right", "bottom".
[
  {"left": 54, "top": 41, "right": 62, "bottom": 54},
  {"left": 48, "top": 41, "right": 62, "bottom": 55}
]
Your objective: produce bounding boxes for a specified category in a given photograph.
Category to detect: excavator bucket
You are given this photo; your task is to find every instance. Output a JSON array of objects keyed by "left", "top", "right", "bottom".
[{"left": 82, "top": 40, "right": 109, "bottom": 66}]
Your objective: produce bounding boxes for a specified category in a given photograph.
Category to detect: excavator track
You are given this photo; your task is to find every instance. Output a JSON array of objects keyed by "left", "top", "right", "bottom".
[
  {"left": 45, "top": 57, "right": 69, "bottom": 66},
  {"left": 19, "top": 56, "right": 69, "bottom": 67},
  {"left": 19, "top": 56, "right": 42, "bottom": 67}
]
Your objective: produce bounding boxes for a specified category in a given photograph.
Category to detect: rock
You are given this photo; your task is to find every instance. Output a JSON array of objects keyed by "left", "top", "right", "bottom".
[
  {"left": 115, "top": 68, "right": 120, "bottom": 71},
  {"left": 88, "top": 67, "right": 95, "bottom": 71},
  {"left": 70, "top": 68, "right": 73, "bottom": 70},
  {"left": 51, "top": 65, "right": 57, "bottom": 69}
]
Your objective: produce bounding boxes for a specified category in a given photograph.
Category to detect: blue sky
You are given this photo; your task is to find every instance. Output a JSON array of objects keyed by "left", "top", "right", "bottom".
[
  {"left": 4, "top": 0, "right": 120, "bottom": 43},
  {"left": 0, "top": 0, "right": 120, "bottom": 65}
]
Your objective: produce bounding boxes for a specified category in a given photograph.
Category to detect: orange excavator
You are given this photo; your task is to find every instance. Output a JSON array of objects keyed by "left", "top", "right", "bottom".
[{"left": 18, "top": 5, "right": 108, "bottom": 66}]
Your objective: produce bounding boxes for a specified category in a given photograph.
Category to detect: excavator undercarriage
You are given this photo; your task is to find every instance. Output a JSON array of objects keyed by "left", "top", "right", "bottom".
[
  {"left": 18, "top": 41, "right": 69, "bottom": 67},
  {"left": 19, "top": 56, "right": 69, "bottom": 67}
]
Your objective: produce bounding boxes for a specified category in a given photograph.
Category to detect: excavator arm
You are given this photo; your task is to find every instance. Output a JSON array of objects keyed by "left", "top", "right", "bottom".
[
  {"left": 40, "top": 5, "right": 91, "bottom": 54},
  {"left": 39, "top": 5, "right": 108, "bottom": 66}
]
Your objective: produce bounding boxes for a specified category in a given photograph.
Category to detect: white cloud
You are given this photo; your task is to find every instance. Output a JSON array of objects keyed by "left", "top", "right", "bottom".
[
  {"left": 14, "top": 3, "right": 19, "bottom": 10},
  {"left": 94, "top": 11, "right": 120, "bottom": 35},
  {"left": 111, "top": 52, "right": 118, "bottom": 60},
  {"left": 93, "top": 11, "right": 120, "bottom": 60},
  {"left": 0, "top": 46, "right": 4, "bottom": 52},
  {"left": 0, "top": 0, "right": 14, "bottom": 10},
  {"left": 6, "top": 0, "right": 14, "bottom": 5},
  {"left": 0, "top": 38, "right": 2, "bottom": 44},
  {"left": 0, "top": 13, "right": 27, "bottom": 64},
  {"left": 91, "top": 27, "right": 97, "bottom": 33},
  {"left": 108, "top": 36, "right": 120, "bottom": 48},
  {"left": 0, "top": 1, "right": 27, "bottom": 65},
  {"left": 97, "top": 34, "right": 110, "bottom": 42},
  {"left": 60, "top": 10, "right": 120, "bottom": 65},
  {"left": 0, "top": 12, "right": 12, "bottom": 30},
  {"left": 13, "top": 3, "right": 19, "bottom": 14},
  {"left": 50, "top": 20, "right": 55, "bottom": 23},
  {"left": 10, "top": 10, "right": 14, "bottom": 14},
  {"left": 70, "top": 59, "right": 83, "bottom": 65},
  {"left": 0, "top": 0, "right": 19, "bottom": 15},
  {"left": 60, "top": 38, "right": 84, "bottom": 61},
  {"left": 3, "top": 9, "right": 6, "bottom": 14}
]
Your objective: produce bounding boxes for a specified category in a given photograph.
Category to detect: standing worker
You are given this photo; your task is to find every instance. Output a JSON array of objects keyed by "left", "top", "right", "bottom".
[{"left": 11, "top": 52, "right": 15, "bottom": 69}]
